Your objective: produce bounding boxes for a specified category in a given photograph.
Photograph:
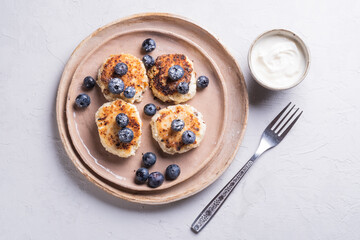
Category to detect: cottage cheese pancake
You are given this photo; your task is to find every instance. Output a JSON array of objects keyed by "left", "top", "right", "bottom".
[
  {"left": 150, "top": 105, "right": 206, "bottom": 154},
  {"left": 97, "top": 54, "right": 148, "bottom": 103},
  {"left": 147, "top": 54, "right": 196, "bottom": 104},
  {"left": 95, "top": 99, "right": 142, "bottom": 158}
]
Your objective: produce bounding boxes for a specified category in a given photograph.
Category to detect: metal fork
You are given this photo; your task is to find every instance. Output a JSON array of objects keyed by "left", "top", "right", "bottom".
[{"left": 191, "top": 102, "right": 303, "bottom": 233}]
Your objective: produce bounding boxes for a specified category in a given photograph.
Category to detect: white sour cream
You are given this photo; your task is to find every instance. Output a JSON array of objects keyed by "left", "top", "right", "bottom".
[{"left": 250, "top": 34, "right": 306, "bottom": 89}]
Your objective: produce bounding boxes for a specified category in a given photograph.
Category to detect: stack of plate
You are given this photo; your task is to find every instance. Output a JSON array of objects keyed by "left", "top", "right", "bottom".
[{"left": 56, "top": 13, "right": 248, "bottom": 204}]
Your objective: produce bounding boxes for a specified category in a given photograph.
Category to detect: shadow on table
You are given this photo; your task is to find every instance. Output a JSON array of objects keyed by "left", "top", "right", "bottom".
[
  {"left": 51, "top": 83, "right": 194, "bottom": 213},
  {"left": 246, "top": 74, "right": 281, "bottom": 106}
]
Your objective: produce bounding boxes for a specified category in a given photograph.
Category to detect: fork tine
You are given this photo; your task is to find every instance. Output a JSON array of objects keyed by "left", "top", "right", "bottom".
[
  {"left": 277, "top": 107, "right": 299, "bottom": 134},
  {"left": 273, "top": 104, "right": 295, "bottom": 132},
  {"left": 266, "top": 102, "right": 292, "bottom": 130},
  {"left": 279, "top": 110, "right": 303, "bottom": 137}
]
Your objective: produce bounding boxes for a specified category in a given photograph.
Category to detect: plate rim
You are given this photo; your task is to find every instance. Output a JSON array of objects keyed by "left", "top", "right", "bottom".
[{"left": 56, "top": 12, "right": 249, "bottom": 204}]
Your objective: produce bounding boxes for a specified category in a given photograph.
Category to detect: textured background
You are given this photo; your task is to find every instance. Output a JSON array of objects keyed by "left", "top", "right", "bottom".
[{"left": 1, "top": 0, "right": 360, "bottom": 239}]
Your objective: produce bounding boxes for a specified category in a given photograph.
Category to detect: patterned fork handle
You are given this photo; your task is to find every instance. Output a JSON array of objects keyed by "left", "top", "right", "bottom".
[
  {"left": 191, "top": 103, "right": 303, "bottom": 233},
  {"left": 191, "top": 158, "right": 255, "bottom": 233}
]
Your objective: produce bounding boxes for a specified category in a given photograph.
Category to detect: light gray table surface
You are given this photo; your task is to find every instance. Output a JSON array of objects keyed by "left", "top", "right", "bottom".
[{"left": 1, "top": 0, "right": 360, "bottom": 239}]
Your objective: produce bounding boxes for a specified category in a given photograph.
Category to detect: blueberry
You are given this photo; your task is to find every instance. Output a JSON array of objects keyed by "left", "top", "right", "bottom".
[
  {"left": 147, "top": 172, "right": 164, "bottom": 188},
  {"left": 171, "top": 119, "right": 185, "bottom": 132},
  {"left": 108, "top": 78, "right": 124, "bottom": 94},
  {"left": 124, "top": 86, "right": 136, "bottom": 98},
  {"left": 168, "top": 65, "right": 184, "bottom": 81},
  {"left": 182, "top": 130, "right": 196, "bottom": 144},
  {"left": 83, "top": 76, "right": 96, "bottom": 89},
  {"left": 118, "top": 127, "right": 134, "bottom": 143},
  {"left": 135, "top": 168, "right": 149, "bottom": 183},
  {"left": 142, "top": 152, "right": 157, "bottom": 168},
  {"left": 165, "top": 164, "right": 181, "bottom": 180},
  {"left": 114, "top": 62, "right": 128, "bottom": 76},
  {"left": 75, "top": 93, "right": 91, "bottom": 108},
  {"left": 197, "top": 76, "right": 209, "bottom": 89},
  {"left": 142, "top": 38, "right": 156, "bottom": 52},
  {"left": 142, "top": 55, "right": 155, "bottom": 68},
  {"left": 144, "top": 103, "right": 157, "bottom": 116},
  {"left": 115, "top": 113, "right": 129, "bottom": 128},
  {"left": 177, "top": 82, "right": 189, "bottom": 94}
]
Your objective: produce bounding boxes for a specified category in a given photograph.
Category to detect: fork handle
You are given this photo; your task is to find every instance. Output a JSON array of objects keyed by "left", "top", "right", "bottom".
[{"left": 191, "top": 158, "right": 255, "bottom": 233}]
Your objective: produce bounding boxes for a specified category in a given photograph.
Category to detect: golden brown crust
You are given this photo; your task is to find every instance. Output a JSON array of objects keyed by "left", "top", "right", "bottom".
[
  {"left": 95, "top": 99, "right": 142, "bottom": 157},
  {"left": 147, "top": 54, "right": 196, "bottom": 103},
  {"left": 150, "top": 105, "right": 206, "bottom": 154},
  {"left": 97, "top": 54, "right": 148, "bottom": 103}
]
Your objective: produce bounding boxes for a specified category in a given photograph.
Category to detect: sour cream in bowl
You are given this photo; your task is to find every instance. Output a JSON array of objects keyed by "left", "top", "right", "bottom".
[{"left": 248, "top": 29, "right": 310, "bottom": 90}]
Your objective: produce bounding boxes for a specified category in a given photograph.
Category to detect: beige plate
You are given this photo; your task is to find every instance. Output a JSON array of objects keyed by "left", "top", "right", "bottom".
[
  {"left": 57, "top": 13, "right": 248, "bottom": 204},
  {"left": 66, "top": 30, "right": 227, "bottom": 192}
]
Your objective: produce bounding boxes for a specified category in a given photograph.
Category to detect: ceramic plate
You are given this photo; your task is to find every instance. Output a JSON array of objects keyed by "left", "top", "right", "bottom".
[
  {"left": 57, "top": 13, "right": 248, "bottom": 204},
  {"left": 66, "top": 30, "right": 227, "bottom": 191}
]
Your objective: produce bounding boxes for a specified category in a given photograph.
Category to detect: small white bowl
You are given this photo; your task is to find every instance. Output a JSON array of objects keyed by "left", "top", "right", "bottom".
[{"left": 248, "top": 29, "right": 310, "bottom": 91}]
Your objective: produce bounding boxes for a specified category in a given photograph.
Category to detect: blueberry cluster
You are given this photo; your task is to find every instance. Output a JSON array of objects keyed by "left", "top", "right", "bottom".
[
  {"left": 170, "top": 119, "right": 196, "bottom": 144},
  {"left": 74, "top": 76, "right": 97, "bottom": 108},
  {"left": 134, "top": 117, "right": 197, "bottom": 188},
  {"left": 166, "top": 65, "right": 190, "bottom": 95},
  {"left": 116, "top": 113, "right": 134, "bottom": 143},
  {"left": 107, "top": 62, "right": 136, "bottom": 99},
  {"left": 135, "top": 151, "right": 181, "bottom": 188},
  {"left": 141, "top": 39, "right": 156, "bottom": 71}
]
